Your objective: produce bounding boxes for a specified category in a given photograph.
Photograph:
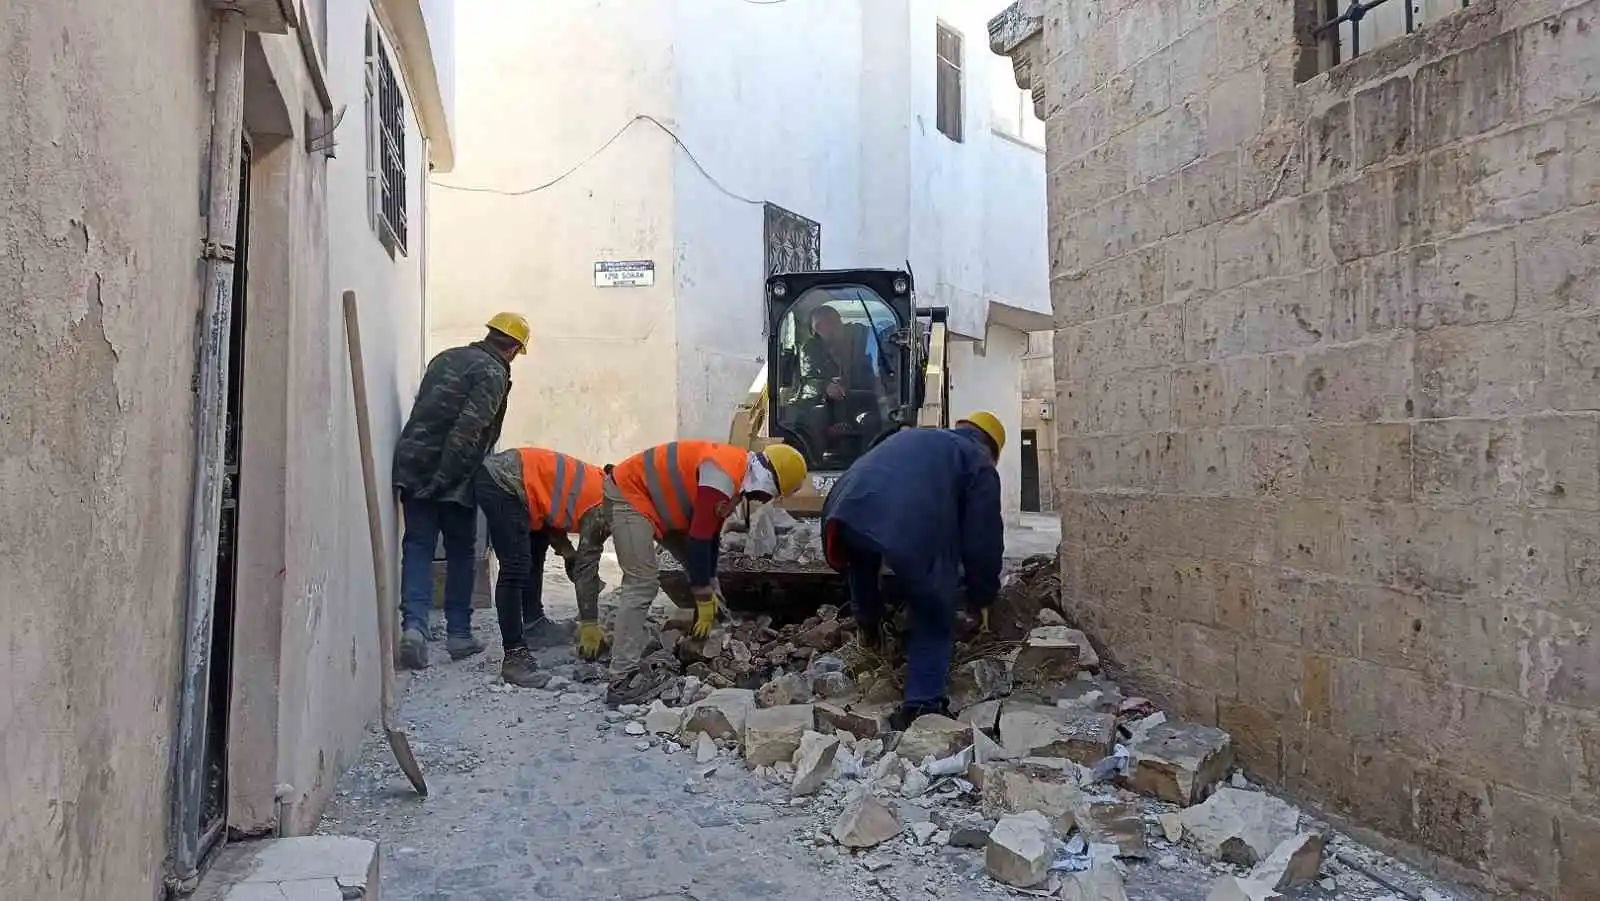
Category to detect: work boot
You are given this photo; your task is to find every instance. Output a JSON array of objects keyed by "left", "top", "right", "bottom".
[
  {"left": 398, "top": 628, "right": 429, "bottom": 670},
  {"left": 522, "top": 616, "right": 577, "bottom": 650},
  {"left": 604, "top": 659, "right": 672, "bottom": 708},
  {"left": 500, "top": 646, "right": 546, "bottom": 688},
  {"left": 446, "top": 633, "right": 486, "bottom": 661},
  {"left": 890, "top": 699, "right": 951, "bottom": 732}
]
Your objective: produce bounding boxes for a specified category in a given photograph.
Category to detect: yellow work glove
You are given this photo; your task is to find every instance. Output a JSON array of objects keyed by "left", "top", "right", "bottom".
[
  {"left": 979, "top": 609, "right": 990, "bottom": 633},
  {"left": 577, "top": 620, "right": 604, "bottom": 661},
  {"left": 691, "top": 593, "right": 719, "bottom": 639}
]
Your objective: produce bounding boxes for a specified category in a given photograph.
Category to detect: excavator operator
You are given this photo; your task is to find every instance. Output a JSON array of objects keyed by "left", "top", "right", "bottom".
[
  {"left": 602, "top": 439, "right": 809, "bottom": 705},
  {"left": 820, "top": 411, "right": 1006, "bottom": 730}
]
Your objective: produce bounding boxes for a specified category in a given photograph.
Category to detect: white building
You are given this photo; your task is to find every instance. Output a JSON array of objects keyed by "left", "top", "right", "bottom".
[
  {"left": 2, "top": 0, "right": 453, "bottom": 895},
  {"left": 430, "top": 0, "right": 1051, "bottom": 510}
]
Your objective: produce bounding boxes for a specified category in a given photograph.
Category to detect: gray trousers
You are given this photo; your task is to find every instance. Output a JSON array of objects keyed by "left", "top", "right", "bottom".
[{"left": 604, "top": 477, "right": 663, "bottom": 676}]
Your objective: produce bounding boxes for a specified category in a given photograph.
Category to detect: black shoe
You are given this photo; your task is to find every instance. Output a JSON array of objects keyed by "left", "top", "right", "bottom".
[
  {"left": 522, "top": 616, "right": 577, "bottom": 650},
  {"left": 891, "top": 699, "right": 951, "bottom": 732},
  {"left": 501, "top": 647, "right": 546, "bottom": 688}
]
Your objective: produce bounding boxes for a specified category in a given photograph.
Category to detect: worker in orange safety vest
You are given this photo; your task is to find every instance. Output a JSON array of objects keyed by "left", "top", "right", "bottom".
[
  {"left": 475, "top": 446, "right": 611, "bottom": 687},
  {"left": 600, "top": 439, "right": 808, "bottom": 706}
]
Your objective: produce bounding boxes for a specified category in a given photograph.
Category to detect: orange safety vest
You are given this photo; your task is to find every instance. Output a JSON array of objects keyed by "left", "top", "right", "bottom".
[
  {"left": 610, "top": 440, "right": 750, "bottom": 537},
  {"left": 518, "top": 447, "right": 605, "bottom": 533}
]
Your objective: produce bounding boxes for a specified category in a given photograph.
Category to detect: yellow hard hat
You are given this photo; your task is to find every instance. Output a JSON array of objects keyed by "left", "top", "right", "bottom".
[
  {"left": 958, "top": 410, "right": 1006, "bottom": 455},
  {"left": 485, "top": 312, "right": 531, "bottom": 355},
  {"left": 760, "top": 443, "right": 809, "bottom": 497}
]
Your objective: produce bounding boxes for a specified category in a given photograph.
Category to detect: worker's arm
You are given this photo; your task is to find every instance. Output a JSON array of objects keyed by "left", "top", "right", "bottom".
[
  {"left": 565, "top": 509, "right": 608, "bottom": 622},
  {"left": 959, "top": 464, "right": 1005, "bottom": 608},
  {"left": 432, "top": 365, "right": 508, "bottom": 492},
  {"left": 684, "top": 460, "right": 737, "bottom": 592}
]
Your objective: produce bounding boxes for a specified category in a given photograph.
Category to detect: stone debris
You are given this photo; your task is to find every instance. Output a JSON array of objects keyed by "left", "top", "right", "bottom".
[
  {"left": 1072, "top": 799, "right": 1147, "bottom": 859},
  {"left": 909, "top": 821, "right": 939, "bottom": 845},
  {"left": 791, "top": 731, "right": 840, "bottom": 797},
  {"left": 979, "top": 760, "right": 1086, "bottom": 836},
  {"left": 895, "top": 714, "right": 972, "bottom": 765},
  {"left": 743, "top": 704, "right": 814, "bottom": 766},
  {"left": 679, "top": 688, "right": 756, "bottom": 742},
  {"left": 957, "top": 698, "right": 1003, "bottom": 733},
  {"left": 1205, "top": 875, "right": 1286, "bottom": 901},
  {"left": 756, "top": 672, "right": 811, "bottom": 708},
  {"left": 1122, "top": 719, "right": 1233, "bottom": 806},
  {"left": 623, "top": 721, "right": 646, "bottom": 736},
  {"left": 985, "top": 810, "right": 1054, "bottom": 888},
  {"left": 1248, "top": 832, "right": 1326, "bottom": 889},
  {"left": 1159, "top": 811, "right": 1185, "bottom": 842},
  {"left": 997, "top": 708, "right": 1115, "bottom": 765},
  {"left": 948, "top": 824, "right": 992, "bottom": 848},
  {"left": 643, "top": 699, "right": 683, "bottom": 736},
  {"left": 694, "top": 730, "right": 718, "bottom": 764},
  {"left": 971, "top": 727, "right": 1017, "bottom": 764},
  {"left": 814, "top": 701, "right": 891, "bottom": 739},
  {"left": 1011, "top": 626, "right": 1087, "bottom": 685},
  {"left": 1181, "top": 787, "right": 1301, "bottom": 866},
  {"left": 948, "top": 657, "right": 1012, "bottom": 712},
  {"left": 831, "top": 794, "right": 902, "bottom": 848},
  {"left": 1058, "top": 848, "right": 1131, "bottom": 901}
]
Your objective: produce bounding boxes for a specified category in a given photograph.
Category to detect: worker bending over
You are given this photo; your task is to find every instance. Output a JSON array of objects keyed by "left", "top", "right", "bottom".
[
  {"left": 603, "top": 440, "right": 809, "bottom": 705},
  {"left": 392, "top": 312, "right": 529, "bottom": 669},
  {"left": 475, "top": 446, "right": 611, "bottom": 687},
  {"left": 821, "top": 412, "right": 1005, "bottom": 730}
]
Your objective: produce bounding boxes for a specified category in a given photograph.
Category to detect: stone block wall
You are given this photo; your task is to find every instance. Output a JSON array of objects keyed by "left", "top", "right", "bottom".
[{"left": 993, "top": 0, "right": 1599, "bottom": 896}]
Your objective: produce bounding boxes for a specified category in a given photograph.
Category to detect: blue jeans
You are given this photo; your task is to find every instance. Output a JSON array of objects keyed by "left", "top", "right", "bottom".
[{"left": 399, "top": 496, "right": 478, "bottom": 637}]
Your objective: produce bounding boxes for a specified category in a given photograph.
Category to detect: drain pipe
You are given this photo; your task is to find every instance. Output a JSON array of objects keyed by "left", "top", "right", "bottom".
[{"left": 169, "top": 8, "right": 248, "bottom": 892}]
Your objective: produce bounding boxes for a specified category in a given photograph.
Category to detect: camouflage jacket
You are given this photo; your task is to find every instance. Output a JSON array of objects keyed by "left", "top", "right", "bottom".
[{"left": 392, "top": 342, "right": 511, "bottom": 506}]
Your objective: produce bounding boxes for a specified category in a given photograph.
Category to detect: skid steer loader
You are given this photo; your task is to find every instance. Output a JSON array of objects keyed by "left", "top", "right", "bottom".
[{"left": 656, "top": 267, "right": 950, "bottom": 619}]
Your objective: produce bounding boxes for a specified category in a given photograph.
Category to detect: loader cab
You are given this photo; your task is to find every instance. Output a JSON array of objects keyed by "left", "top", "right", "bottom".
[{"left": 767, "top": 268, "right": 944, "bottom": 481}]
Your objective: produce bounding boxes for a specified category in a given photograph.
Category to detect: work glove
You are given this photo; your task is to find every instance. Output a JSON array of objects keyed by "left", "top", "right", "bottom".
[
  {"left": 977, "top": 608, "right": 990, "bottom": 634},
  {"left": 577, "top": 620, "right": 604, "bottom": 661},
  {"left": 691, "top": 593, "right": 719, "bottom": 640}
]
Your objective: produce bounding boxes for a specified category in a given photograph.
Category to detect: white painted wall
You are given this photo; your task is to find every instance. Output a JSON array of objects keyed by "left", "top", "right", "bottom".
[{"left": 948, "top": 325, "right": 1030, "bottom": 514}]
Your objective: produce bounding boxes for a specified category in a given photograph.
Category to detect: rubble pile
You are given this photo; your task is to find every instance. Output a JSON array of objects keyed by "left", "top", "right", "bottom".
[{"left": 601, "top": 597, "right": 1464, "bottom": 900}]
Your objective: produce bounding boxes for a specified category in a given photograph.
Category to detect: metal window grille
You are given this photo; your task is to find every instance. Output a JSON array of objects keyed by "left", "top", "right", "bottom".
[
  {"left": 1313, "top": 0, "right": 1470, "bottom": 68},
  {"left": 936, "top": 24, "right": 964, "bottom": 143},
  {"left": 365, "top": 22, "right": 407, "bottom": 254}
]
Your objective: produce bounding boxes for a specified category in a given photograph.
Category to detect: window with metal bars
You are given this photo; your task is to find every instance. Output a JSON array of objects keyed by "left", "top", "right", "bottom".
[
  {"left": 936, "top": 23, "right": 964, "bottom": 143},
  {"left": 365, "top": 20, "right": 407, "bottom": 255},
  {"left": 1309, "top": 0, "right": 1470, "bottom": 73}
]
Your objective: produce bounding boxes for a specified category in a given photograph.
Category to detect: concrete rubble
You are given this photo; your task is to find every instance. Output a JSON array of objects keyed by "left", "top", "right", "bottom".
[{"left": 585, "top": 555, "right": 1475, "bottom": 901}]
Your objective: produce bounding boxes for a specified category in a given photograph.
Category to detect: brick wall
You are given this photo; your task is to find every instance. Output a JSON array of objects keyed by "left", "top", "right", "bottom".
[{"left": 993, "top": 0, "right": 1600, "bottom": 895}]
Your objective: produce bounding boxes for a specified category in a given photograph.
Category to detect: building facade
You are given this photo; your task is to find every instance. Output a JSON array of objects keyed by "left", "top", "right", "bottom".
[
  {"left": 429, "top": 0, "right": 1051, "bottom": 511},
  {"left": 992, "top": 0, "right": 1600, "bottom": 896},
  {"left": 0, "top": 1, "right": 453, "bottom": 897}
]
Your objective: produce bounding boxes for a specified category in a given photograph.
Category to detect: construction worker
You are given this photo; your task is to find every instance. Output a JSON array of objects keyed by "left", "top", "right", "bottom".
[
  {"left": 602, "top": 440, "right": 809, "bottom": 705},
  {"left": 475, "top": 446, "right": 609, "bottom": 686},
  {"left": 392, "top": 312, "right": 530, "bottom": 670},
  {"left": 820, "top": 412, "right": 1005, "bottom": 730}
]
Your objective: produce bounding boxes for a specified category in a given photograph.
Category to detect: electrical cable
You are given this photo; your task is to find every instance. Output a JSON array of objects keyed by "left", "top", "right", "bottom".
[{"left": 432, "top": 114, "right": 763, "bottom": 205}]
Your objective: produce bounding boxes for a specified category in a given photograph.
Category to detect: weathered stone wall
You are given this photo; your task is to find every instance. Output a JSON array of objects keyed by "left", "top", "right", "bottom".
[{"left": 996, "top": 0, "right": 1600, "bottom": 895}]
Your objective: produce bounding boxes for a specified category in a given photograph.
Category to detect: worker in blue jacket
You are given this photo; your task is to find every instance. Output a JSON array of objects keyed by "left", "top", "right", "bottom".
[{"left": 821, "top": 411, "right": 1006, "bottom": 730}]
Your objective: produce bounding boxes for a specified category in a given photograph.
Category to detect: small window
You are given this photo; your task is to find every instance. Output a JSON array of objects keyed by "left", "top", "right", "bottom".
[
  {"left": 1306, "top": 0, "right": 1470, "bottom": 75},
  {"left": 365, "top": 21, "right": 407, "bottom": 255},
  {"left": 936, "top": 23, "right": 964, "bottom": 143}
]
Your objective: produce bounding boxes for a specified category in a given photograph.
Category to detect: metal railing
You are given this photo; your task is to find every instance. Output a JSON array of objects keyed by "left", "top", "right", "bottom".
[{"left": 1312, "top": 0, "right": 1469, "bottom": 66}]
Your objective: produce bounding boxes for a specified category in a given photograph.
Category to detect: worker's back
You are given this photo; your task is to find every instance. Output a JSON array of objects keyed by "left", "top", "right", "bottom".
[{"left": 821, "top": 427, "right": 1000, "bottom": 601}]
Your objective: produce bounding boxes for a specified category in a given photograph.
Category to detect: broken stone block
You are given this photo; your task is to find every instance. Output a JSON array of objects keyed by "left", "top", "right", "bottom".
[
  {"left": 791, "top": 730, "right": 841, "bottom": 797},
  {"left": 1159, "top": 812, "right": 1185, "bottom": 843},
  {"left": 1073, "top": 799, "right": 1148, "bottom": 859},
  {"left": 756, "top": 672, "right": 812, "bottom": 708},
  {"left": 679, "top": 688, "right": 756, "bottom": 742},
  {"left": 695, "top": 731, "right": 718, "bottom": 764},
  {"left": 1180, "top": 788, "right": 1301, "bottom": 866},
  {"left": 896, "top": 714, "right": 973, "bottom": 765},
  {"left": 743, "top": 704, "right": 815, "bottom": 766},
  {"left": 1059, "top": 851, "right": 1131, "bottom": 901},
  {"left": 997, "top": 710, "right": 1115, "bottom": 765},
  {"left": 831, "top": 794, "right": 902, "bottom": 848},
  {"left": 948, "top": 824, "right": 992, "bottom": 848},
  {"left": 948, "top": 658, "right": 1013, "bottom": 712},
  {"left": 1011, "top": 626, "right": 1086, "bottom": 684},
  {"left": 1047, "top": 677, "right": 1123, "bottom": 714},
  {"left": 1122, "top": 720, "right": 1233, "bottom": 806},
  {"left": 901, "top": 768, "right": 931, "bottom": 798},
  {"left": 985, "top": 811, "right": 1053, "bottom": 888},
  {"left": 797, "top": 618, "right": 844, "bottom": 650},
  {"left": 979, "top": 761, "right": 1087, "bottom": 836},
  {"left": 972, "top": 727, "right": 1018, "bottom": 764},
  {"left": 1205, "top": 876, "right": 1286, "bottom": 901},
  {"left": 643, "top": 700, "right": 683, "bottom": 737},
  {"left": 957, "top": 698, "right": 1002, "bottom": 733},
  {"left": 1248, "top": 832, "right": 1326, "bottom": 890},
  {"left": 910, "top": 821, "right": 939, "bottom": 845},
  {"left": 1038, "top": 608, "right": 1066, "bottom": 626},
  {"left": 813, "top": 671, "right": 856, "bottom": 699},
  {"left": 814, "top": 701, "right": 891, "bottom": 739}
]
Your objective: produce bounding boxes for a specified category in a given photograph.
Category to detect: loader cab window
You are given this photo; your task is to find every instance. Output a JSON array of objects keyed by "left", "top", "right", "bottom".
[{"left": 773, "top": 285, "right": 900, "bottom": 471}]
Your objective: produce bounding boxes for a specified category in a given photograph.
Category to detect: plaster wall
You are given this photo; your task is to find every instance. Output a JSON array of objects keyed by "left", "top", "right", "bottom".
[
  {"left": 1000, "top": 0, "right": 1600, "bottom": 893},
  {"left": 0, "top": 2, "right": 210, "bottom": 898},
  {"left": 947, "top": 325, "right": 1030, "bottom": 514}
]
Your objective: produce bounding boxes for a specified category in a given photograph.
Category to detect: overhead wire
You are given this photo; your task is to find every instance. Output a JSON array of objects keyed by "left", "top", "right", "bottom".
[{"left": 431, "top": 114, "right": 763, "bottom": 206}]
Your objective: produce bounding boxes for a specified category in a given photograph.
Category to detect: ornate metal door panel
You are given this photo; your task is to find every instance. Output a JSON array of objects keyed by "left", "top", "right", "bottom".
[{"left": 763, "top": 202, "right": 821, "bottom": 275}]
